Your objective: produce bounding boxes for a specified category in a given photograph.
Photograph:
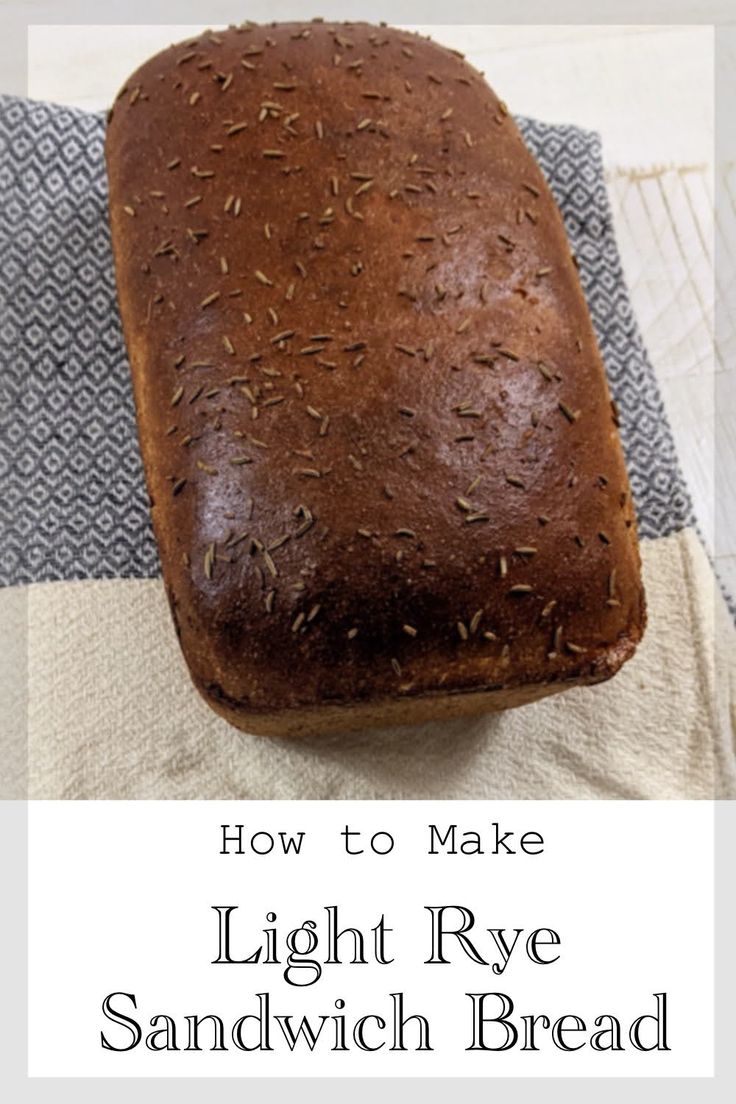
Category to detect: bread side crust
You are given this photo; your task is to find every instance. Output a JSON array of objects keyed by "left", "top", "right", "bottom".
[{"left": 196, "top": 632, "right": 640, "bottom": 737}]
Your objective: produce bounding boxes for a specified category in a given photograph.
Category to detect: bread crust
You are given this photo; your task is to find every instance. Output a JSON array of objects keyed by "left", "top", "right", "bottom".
[{"left": 105, "top": 21, "right": 646, "bottom": 737}]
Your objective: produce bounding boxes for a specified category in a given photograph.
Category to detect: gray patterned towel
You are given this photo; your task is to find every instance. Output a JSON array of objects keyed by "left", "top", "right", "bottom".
[{"left": 0, "top": 94, "right": 733, "bottom": 800}]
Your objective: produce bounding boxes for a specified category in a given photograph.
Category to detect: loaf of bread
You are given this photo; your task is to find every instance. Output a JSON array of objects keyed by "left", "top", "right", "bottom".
[{"left": 105, "top": 20, "right": 646, "bottom": 736}]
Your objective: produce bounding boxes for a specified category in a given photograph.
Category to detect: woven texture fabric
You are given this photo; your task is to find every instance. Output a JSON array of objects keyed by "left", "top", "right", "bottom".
[
  {"left": 0, "top": 94, "right": 694, "bottom": 590},
  {"left": 22, "top": 529, "right": 735, "bottom": 799}
]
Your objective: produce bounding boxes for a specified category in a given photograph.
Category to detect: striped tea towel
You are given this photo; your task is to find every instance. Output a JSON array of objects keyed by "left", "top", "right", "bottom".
[{"left": 0, "top": 94, "right": 733, "bottom": 799}]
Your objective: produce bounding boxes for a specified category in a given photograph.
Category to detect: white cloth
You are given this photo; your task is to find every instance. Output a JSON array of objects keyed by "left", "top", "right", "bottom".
[{"left": 6, "top": 528, "right": 731, "bottom": 800}]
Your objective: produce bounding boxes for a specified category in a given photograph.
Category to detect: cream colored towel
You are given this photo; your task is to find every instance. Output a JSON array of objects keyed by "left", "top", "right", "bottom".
[{"left": 2, "top": 528, "right": 727, "bottom": 800}]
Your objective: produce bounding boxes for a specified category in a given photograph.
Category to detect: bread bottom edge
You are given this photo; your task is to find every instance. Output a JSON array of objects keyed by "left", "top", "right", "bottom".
[
  {"left": 187, "top": 621, "right": 643, "bottom": 737},
  {"left": 195, "top": 649, "right": 636, "bottom": 738}
]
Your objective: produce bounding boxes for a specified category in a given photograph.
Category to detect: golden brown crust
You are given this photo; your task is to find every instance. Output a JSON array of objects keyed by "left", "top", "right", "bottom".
[{"left": 105, "top": 20, "right": 646, "bottom": 736}]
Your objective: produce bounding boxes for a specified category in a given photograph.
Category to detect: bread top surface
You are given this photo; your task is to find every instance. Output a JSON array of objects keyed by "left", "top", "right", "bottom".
[{"left": 105, "top": 20, "right": 645, "bottom": 712}]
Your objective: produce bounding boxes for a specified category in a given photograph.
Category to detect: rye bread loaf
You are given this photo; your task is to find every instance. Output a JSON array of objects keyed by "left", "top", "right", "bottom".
[{"left": 105, "top": 20, "right": 646, "bottom": 736}]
